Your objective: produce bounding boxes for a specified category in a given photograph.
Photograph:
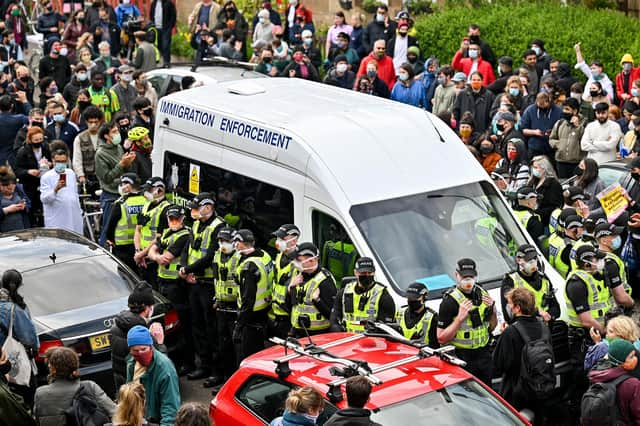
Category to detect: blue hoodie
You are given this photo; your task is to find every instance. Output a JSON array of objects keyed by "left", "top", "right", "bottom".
[
  {"left": 269, "top": 410, "right": 317, "bottom": 426},
  {"left": 391, "top": 80, "right": 426, "bottom": 108}
]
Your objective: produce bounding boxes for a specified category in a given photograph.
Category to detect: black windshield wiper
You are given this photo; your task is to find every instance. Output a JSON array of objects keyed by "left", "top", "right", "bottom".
[{"left": 438, "top": 387, "right": 453, "bottom": 403}]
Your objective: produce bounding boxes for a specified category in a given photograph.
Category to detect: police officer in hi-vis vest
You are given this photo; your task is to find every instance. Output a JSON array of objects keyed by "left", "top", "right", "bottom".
[
  {"left": 548, "top": 208, "right": 582, "bottom": 279},
  {"left": 288, "top": 242, "right": 337, "bottom": 338},
  {"left": 595, "top": 222, "right": 634, "bottom": 300},
  {"left": 231, "top": 229, "right": 273, "bottom": 363},
  {"left": 397, "top": 282, "right": 439, "bottom": 348},
  {"left": 330, "top": 257, "right": 395, "bottom": 333},
  {"left": 147, "top": 205, "right": 194, "bottom": 375},
  {"left": 513, "top": 186, "right": 544, "bottom": 247},
  {"left": 105, "top": 172, "right": 145, "bottom": 271},
  {"left": 268, "top": 224, "right": 300, "bottom": 339},
  {"left": 437, "top": 259, "right": 497, "bottom": 385},
  {"left": 133, "top": 177, "right": 171, "bottom": 288},
  {"left": 501, "top": 244, "right": 560, "bottom": 324}
]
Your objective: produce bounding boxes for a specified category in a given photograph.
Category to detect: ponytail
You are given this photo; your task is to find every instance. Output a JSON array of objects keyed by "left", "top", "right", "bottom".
[{"left": 284, "top": 386, "right": 324, "bottom": 415}]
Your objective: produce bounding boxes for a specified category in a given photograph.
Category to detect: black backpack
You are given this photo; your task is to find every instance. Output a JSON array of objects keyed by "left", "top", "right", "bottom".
[
  {"left": 513, "top": 320, "right": 556, "bottom": 400},
  {"left": 581, "top": 374, "right": 632, "bottom": 426},
  {"left": 64, "top": 382, "right": 112, "bottom": 426}
]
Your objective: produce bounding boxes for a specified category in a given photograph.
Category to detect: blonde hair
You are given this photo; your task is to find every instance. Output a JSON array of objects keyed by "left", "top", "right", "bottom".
[
  {"left": 285, "top": 386, "right": 324, "bottom": 414},
  {"left": 505, "top": 75, "right": 522, "bottom": 92},
  {"left": 113, "top": 383, "right": 146, "bottom": 426},
  {"left": 607, "top": 316, "right": 640, "bottom": 342}
]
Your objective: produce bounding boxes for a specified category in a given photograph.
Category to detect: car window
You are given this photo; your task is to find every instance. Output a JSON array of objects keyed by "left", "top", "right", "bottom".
[
  {"left": 235, "top": 375, "right": 337, "bottom": 424},
  {"left": 148, "top": 73, "right": 167, "bottom": 96},
  {"left": 312, "top": 210, "right": 359, "bottom": 285},
  {"left": 599, "top": 166, "right": 626, "bottom": 188}
]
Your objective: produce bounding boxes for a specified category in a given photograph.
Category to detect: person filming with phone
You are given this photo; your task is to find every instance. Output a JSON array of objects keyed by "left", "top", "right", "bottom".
[{"left": 40, "top": 141, "right": 82, "bottom": 233}]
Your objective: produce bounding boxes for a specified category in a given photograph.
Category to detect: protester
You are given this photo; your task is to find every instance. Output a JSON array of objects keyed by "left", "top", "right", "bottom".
[{"left": 269, "top": 386, "right": 325, "bottom": 426}]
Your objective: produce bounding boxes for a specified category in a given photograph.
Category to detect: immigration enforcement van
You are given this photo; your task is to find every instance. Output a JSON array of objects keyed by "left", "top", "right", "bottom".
[{"left": 152, "top": 78, "right": 566, "bottom": 324}]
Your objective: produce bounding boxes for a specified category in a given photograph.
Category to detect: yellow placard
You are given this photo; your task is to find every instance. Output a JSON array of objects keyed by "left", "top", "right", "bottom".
[
  {"left": 189, "top": 164, "right": 200, "bottom": 195},
  {"left": 596, "top": 183, "right": 628, "bottom": 221}
]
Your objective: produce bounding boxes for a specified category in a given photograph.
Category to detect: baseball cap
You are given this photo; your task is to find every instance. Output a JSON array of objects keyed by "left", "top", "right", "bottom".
[
  {"left": 188, "top": 192, "right": 215, "bottom": 209},
  {"left": 294, "top": 242, "right": 319, "bottom": 258},
  {"left": 495, "top": 111, "right": 515, "bottom": 123},
  {"left": 625, "top": 156, "right": 640, "bottom": 169},
  {"left": 128, "top": 282, "right": 154, "bottom": 307},
  {"left": 232, "top": 229, "right": 255, "bottom": 243},
  {"left": 565, "top": 215, "right": 584, "bottom": 230},
  {"left": 217, "top": 226, "right": 235, "bottom": 241},
  {"left": 119, "top": 172, "right": 139, "bottom": 186},
  {"left": 355, "top": 257, "right": 375, "bottom": 273},
  {"left": 517, "top": 186, "right": 538, "bottom": 200},
  {"left": 166, "top": 205, "right": 185, "bottom": 218},
  {"left": 563, "top": 186, "right": 589, "bottom": 203},
  {"left": 406, "top": 282, "right": 428, "bottom": 300},
  {"left": 273, "top": 224, "right": 301, "bottom": 238},
  {"left": 516, "top": 244, "right": 537, "bottom": 261},
  {"left": 452, "top": 72, "right": 467, "bottom": 82},
  {"left": 118, "top": 64, "right": 134, "bottom": 74},
  {"left": 575, "top": 245, "right": 606, "bottom": 264},
  {"left": 141, "top": 176, "right": 165, "bottom": 190},
  {"left": 594, "top": 222, "right": 625, "bottom": 240},
  {"left": 456, "top": 258, "right": 477, "bottom": 277}
]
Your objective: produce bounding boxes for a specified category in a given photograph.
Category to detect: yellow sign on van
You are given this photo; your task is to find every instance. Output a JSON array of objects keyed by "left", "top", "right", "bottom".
[
  {"left": 597, "top": 183, "right": 628, "bottom": 222},
  {"left": 189, "top": 164, "right": 200, "bottom": 195}
]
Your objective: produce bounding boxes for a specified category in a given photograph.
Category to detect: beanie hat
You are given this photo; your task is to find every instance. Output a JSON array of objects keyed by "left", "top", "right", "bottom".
[
  {"left": 407, "top": 46, "right": 420, "bottom": 56},
  {"left": 128, "top": 282, "right": 154, "bottom": 308},
  {"left": 127, "top": 325, "right": 153, "bottom": 347},
  {"left": 621, "top": 53, "right": 634, "bottom": 66},
  {"left": 608, "top": 339, "right": 634, "bottom": 366}
]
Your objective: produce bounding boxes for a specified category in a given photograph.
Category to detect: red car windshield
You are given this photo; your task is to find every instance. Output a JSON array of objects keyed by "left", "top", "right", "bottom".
[{"left": 370, "top": 379, "right": 526, "bottom": 425}]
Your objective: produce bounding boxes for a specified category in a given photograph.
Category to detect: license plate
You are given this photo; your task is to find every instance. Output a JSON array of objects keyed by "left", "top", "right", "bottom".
[{"left": 89, "top": 333, "right": 111, "bottom": 351}]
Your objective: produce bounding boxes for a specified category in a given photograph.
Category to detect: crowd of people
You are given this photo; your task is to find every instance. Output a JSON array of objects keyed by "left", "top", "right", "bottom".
[{"left": 2, "top": 0, "right": 640, "bottom": 425}]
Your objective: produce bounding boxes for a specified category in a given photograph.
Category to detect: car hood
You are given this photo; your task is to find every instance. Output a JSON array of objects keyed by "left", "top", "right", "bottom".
[{"left": 33, "top": 296, "right": 128, "bottom": 334}]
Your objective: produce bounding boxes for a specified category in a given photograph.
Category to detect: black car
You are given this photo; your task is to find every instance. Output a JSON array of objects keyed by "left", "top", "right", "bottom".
[{"left": 0, "top": 229, "right": 181, "bottom": 395}]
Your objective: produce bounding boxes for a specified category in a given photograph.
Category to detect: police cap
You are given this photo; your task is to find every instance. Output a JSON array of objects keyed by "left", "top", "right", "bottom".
[
  {"left": 594, "top": 222, "right": 625, "bottom": 240},
  {"left": 576, "top": 245, "right": 606, "bottom": 264},
  {"left": 516, "top": 186, "right": 538, "bottom": 200},
  {"left": 516, "top": 244, "right": 537, "bottom": 261},
  {"left": 120, "top": 172, "right": 139, "bottom": 186},
  {"left": 141, "top": 176, "right": 165, "bottom": 190},
  {"left": 565, "top": 215, "right": 584, "bottom": 230},
  {"left": 294, "top": 242, "right": 319, "bottom": 258},
  {"left": 406, "top": 282, "right": 428, "bottom": 300},
  {"left": 166, "top": 205, "right": 186, "bottom": 218},
  {"left": 563, "top": 186, "right": 589, "bottom": 203},
  {"left": 217, "top": 226, "right": 235, "bottom": 241},
  {"left": 232, "top": 229, "right": 255, "bottom": 243},
  {"left": 456, "top": 258, "right": 477, "bottom": 277},
  {"left": 188, "top": 192, "right": 216, "bottom": 209},
  {"left": 355, "top": 257, "right": 375, "bottom": 273},
  {"left": 273, "top": 224, "right": 300, "bottom": 238}
]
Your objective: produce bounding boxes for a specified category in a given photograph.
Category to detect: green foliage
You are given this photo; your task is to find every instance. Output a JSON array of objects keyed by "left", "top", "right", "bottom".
[
  {"left": 362, "top": 0, "right": 379, "bottom": 14},
  {"left": 413, "top": 1, "right": 640, "bottom": 79},
  {"left": 171, "top": 24, "right": 194, "bottom": 60},
  {"left": 405, "top": 0, "right": 434, "bottom": 16}
]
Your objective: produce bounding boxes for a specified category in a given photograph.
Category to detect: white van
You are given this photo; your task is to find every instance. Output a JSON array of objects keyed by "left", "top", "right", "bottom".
[{"left": 152, "top": 78, "right": 566, "bottom": 323}]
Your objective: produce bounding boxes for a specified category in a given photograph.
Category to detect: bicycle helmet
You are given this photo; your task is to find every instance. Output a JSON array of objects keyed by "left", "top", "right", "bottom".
[{"left": 127, "top": 126, "right": 149, "bottom": 141}]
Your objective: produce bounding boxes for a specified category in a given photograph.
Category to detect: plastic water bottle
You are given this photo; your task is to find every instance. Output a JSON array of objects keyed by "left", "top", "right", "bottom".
[{"left": 170, "top": 164, "right": 179, "bottom": 190}]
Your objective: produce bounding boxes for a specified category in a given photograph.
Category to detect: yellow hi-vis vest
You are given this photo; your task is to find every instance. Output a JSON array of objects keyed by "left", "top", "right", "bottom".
[
  {"left": 508, "top": 272, "right": 552, "bottom": 311},
  {"left": 213, "top": 250, "right": 240, "bottom": 303},
  {"left": 548, "top": 207, "right": 562, "bottom": 235},
  {"left": 269, "top": 251, "right": 293, "bottom": 319},
  {"left": 569, "top": 239, "right": 594, "bottom": 271},
  {"left": 291, "top": 269, "right": 335, "bottom": 331},
  {"left": 514, "top": 209, "right": 540, "bottom": 230},
  {"left": 157, "top": 228, "right": 190, "bottom": 280},
  {"left": 186, "top": 217, "right": 225, "bottom": 279},
  {"left": 565, "top": 269, "right": 613, "bottom": 328},
  {"left": 341, "top": 280, "right": 386, "bottom": 333},
  {"left": 398, "top": 306, "right": 436, "bottom": 346},
  {"left": 604, "top": 252, "right": 632, "bottom": 297},
  {"left": 548, "top": 233, "right": 571, "bottom": 278},
  {"left": 446, "top": 287, "right": 490, "bottom": 349},
  {"left": 114, "top": 194, "right": 146, "bottom": 246},
  {"left": 139, "top": 199, "right": 170, "bottom": 250},
  {"left": 236, "top": 251, "right": 273, "bottom": 312}
]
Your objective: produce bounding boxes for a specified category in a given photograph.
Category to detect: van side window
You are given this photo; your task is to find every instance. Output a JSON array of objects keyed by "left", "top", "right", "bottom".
[
  {"left": 164, "top": 152, "right": 293, "bottom": 253},
  {"left": 311, "top": 210, "right": 358, "bottom": 284}
]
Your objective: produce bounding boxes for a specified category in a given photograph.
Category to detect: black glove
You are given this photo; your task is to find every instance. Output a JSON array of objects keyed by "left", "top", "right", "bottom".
[{"left": 232, "top": 323, "right": 243, "bottom": 344}]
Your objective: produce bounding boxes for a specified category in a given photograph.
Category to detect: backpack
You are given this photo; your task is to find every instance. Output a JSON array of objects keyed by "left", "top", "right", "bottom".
[
  {"left": 513, "top": 320, "right": 556, "bottom": 400},
  {"left": 64, "top": 382, "right": 111, "bottom": 426},
  {"left": 580, "top": 374, "right": 632, "bottom": 426}
]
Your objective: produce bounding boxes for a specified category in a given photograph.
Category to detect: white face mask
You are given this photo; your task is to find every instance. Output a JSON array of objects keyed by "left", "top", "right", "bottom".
[
  {"left": 293, "top": 256, "right": 318, "bottom": 272},
  {"left": 219, "top": 241, "right": 234, "bottom": 254},
  {"left": 118, "top": 184, "right": 127, "bottom": 196},
  {"left": 234, "top": 243, "right": 254, "bottom": 255},
  {"left": 275, "top": 238, "right": 288, "bottom": 252},
  {"left": 144, "top": 190, "right": 154, "bottom": 201},
  {"left": 589, "top": 259, "right": 605, "bottom": 272},
  {"left": 458, "top": 277, "right": 475, "bottom": 292},
  {"left": 336, "top": 63, "right": 348, "bottom": 73},
  {"left": 520, "top": 259, "right": 538, "bottom": 275}
]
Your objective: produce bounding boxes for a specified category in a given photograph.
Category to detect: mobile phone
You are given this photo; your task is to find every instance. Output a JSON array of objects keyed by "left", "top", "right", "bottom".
[{"left": 59, "top": 172, "right": 66, "bottom": 184}]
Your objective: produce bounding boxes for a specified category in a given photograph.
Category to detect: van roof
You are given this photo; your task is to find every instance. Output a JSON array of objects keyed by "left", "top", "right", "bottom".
[{"left": 159, "top": 79, "right": 489, "bottom": 206}]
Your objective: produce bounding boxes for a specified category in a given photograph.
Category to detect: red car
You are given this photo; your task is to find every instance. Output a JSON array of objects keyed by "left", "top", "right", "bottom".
[{"left": 209, "top": 327, "right": 531, "bottom": 425}]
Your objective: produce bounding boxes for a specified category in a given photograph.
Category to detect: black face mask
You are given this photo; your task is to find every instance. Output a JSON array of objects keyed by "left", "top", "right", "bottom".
[
  {"left": 407, "top": 299, "right": 423, "bottom": 312},
  {"left": 19, "top": 76, "right": 29, "bottom": 83},
  {"left": 31, "top": 142, "right": 42, "bottom": 149},
  {"left": 589, "top": 90, "right": 600, "bottom": 98},
  {"left": 357, "top": 275, "right": 374, "bottom": 288},
  {"left": 562, "top": 112, "right": 573, "bottom": 121},
  {"left": 632, "top": 172, "right": 640, "bottom": 181},
  {"left": 496, "top": 123, "right": 505, "bottom": 132},
  {"left": 0, "top": 360, "right": 11, "bottom": 377},
  {"left": 32, "top": 121, "right": 44, "bottom": 129},
  {"left": 480, "top": 145, "right": 493, "bottom": 155},
  {"left": 263, "top": 57, "right": 272, "bottom": 63},
  {"left": 574, "top": 166, "right": 584, "bottom": 176},
  {"left": 78, "top": 100, "right": 91, "bottom": 110}
]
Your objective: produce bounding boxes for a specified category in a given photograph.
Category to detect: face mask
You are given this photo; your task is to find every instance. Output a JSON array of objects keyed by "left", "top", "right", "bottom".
[
  {"left": 31, "top": 142, "right": 42, "bottom": 149},
  {"left": 53, "top": 113, "right": 65, "bottom": 123},
  {"left": 398, "top": 31, "right": 407, "bottom": 38},
  {"left": 19, "top": 76, "right": 28, "bottom": 82},
  {"left": 293, "top": 53, "right": 304, "bottom": 62},
  {"left": 111, "top": 133, "right": 122, "bottom": 145},
  {"left": 589, "top": 259, "right": 605, "bottom": 272},
  {"left": 479, "top": 144, "right": 493, "bottom": 155},
  {"left": 258, "top": 17, "right": 266, "bottom": 24},
  {"left": 509, "top": 88, "right": 519, "bottom": 97},
  {"left": 169, "top": 221, "right": 182, "bottom": 232},
  {"left": 611, "top": 235, "right": 622, "bottom": 251},
  {"left": 376, "top": 13, "right": 385, "bottom": 22},
  {"left": 398, "top": 73, "right": 408, "bottom": 82},
  {"left": 49, "top": 86, "right": 58, "bottom": 95},
  {"left": 366, "top": 70, "right": 376, "bottom": 79},
  {"left": 303, "top": 38, "right": 312, "bottom": 46},
  {"left": 468, "top": 49, "right": 478, "bottom": 59},
  {"left": 407, "top": 299, "right": 423, "bottom": 311},
  {"left": 54, "top": 163, "right": 66, "bottom": 173},
  {"left": 336, "top": 63, "right": 348, "bottom": 73},
  {"left": 520, "top": 259, "right": 538, "bottom": 275},
  {"left": 118, "top": 184, "right": 127, "bottom": 196},
  {"left": 562, "top": 111, "right": 573, "bottom": 121},
  {"left": 437, "top": 76, "right": 446, "bottom": 85},
  {"left": 357, "top": 275, "right": 374, "bottom": 287},
  {"left": 77, "top": 72, "right": 88, "bottom": 81},
  {"left": 60, "top": 47, "right": 68, "bottom": 56},
  {"left": 496, "top": 123, "right": 505, "bottom": 132},
  {"left": 122, "top": 74, "right": 133, "bottom": 82},
  {"left": 532, "top": 46, "right": 541, "bottom": 56},
  {"left": 220, "top": 241, "right": 234, "bottom": 254},
  {"left": 532, "top": 168, "right": 542, "bottom": 178},
  {"left": 623, "top": 63, "right": 633, "bottom": 72},
  {"left": 32, "top": 121, "right": 44, "bottom": 129},
  {"left": 144, "top": 191, "right": 154, "bottom": 201},
  {"left": 633, "top": 89, "right": 640, "bottom": 97},
  {"left": 591, "top": 69, "right": 601, "bottom": 79},
  {"left": 275, "top": 238, "right": 289, "bottom": 252},
  {"left": 10, "top": 8, "right": 19, "bottom": 16},
  {"left": 459, "top": 128, "right": 472, "bottom": 138},
  {"left": 632, "top": 172, "right": 640, "bottom": 181},
  {"left": 507, "top": 150, "right": 518, "bottom": 161},
  {"left": 294, "top": 256, "right": 317, "bottom": 272},
  {"left": 589, "top": 90, "right": 600, "bottom": 98},
  {"left": 458, "top": 277, "right": 475, "bottom": 293},
  {"left": 131, "top": 348, "right": 153, "bottom": 366},
  {"left": 574, "top": 166, "right": 584, "bottom": 176},
  {"left": 470, "top": 81, "right": 482, "bottom": 91}
]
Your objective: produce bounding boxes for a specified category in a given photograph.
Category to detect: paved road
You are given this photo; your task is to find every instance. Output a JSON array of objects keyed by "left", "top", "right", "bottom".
[{"left": 179, "top": 376, "right": 215, "bottom": 407}]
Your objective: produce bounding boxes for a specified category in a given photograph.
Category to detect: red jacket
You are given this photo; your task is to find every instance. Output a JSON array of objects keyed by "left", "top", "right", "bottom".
[
  {"left": 357, "top": 53, "right": 396, "bottom": 91},
  {"left": 588, "top": 365, "right": 640, "bottom": 425},
  {"left": 616, "top": 67, "right": 640, "bottom": 106},
  {"left": 451, "top": 50, "right": 495, "bottom": 86}
]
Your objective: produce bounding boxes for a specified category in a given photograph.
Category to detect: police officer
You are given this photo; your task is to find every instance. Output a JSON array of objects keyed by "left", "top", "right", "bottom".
[
  {"left": 513, "top": 186, "right": 544, "bottom": 247},
  {"left": 288, "top": 242, "right": 337, "bottom": 338},
  {"left": 569, "top": 212, "right": 607, "bottom": 270},
  {"left": 105, "top": 172, "right": 145, "bottom": 271},
  {"left": 179, "top": 192, "right": 226, "bottom": 381},
  {"left": 205, "top": 226, "right": 239, "bottom": 387},
  {"left": 548, "top": 210, "right": 583, "bottom": 278},
  {"left": 268, "top": 224, "right": 300, "bottom": 339},
  {"left": 321, "top": 225, "right": 358, "bottom": 283},
  {"left": 397, "top": 282, "right": 438, "bottom": 348},
  {"left": 501, "top": 244, "right": 560, "bottom": 324},
  {"left": 133, "top": 177, "right": 170, "bottom": 288},
  {"left": 548, "top": 186, "right": 589, "bottom": 235},
  {"left": 147, "top": 205, "right": 194, "bottom": 375},
  {"left": 330, "top": 257, "right": 395, "bottom": 333},
  {"left": 595, "top": 223, "right": 634, "bottom": 300},
  {"left": 437, "top": 259, "right": 497, "bottom": 385},
  {"left": 232, "top": 229, "right": 273, "bottom": 362}
]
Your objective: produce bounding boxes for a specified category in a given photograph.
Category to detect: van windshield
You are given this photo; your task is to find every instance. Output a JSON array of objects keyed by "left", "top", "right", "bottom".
[{"left": 349, "top": 181, "right": 527, "bottom": 298}]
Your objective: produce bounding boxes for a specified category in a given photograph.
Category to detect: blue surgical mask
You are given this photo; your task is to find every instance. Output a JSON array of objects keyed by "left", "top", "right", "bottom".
[
  {"left": 50, "top": 86, "right": 58, "bottom": 95},
  {"left": 633, "top": 88, "right": 639, "bottom": 97},
  {"left": 54, "top": 163, "right": 66, "bottom": 173},
  {"left": 468, "top": 49, "right": 478, "bottom": 59},
  {"left": 509, "top": 88, "right": 520, "bottom": 97},
  {"left": 303, "top": 38, "right": 312, "bottom": 46},
  {"left": 398, "top": 73, "right": 408, "bottom": 81},
  {"left": 532, "top": 168, "right": 542, "bottom": 178},
  {"left": 611, "top": 235, "right": 622, "bottom": 251},
  {"left": 53, "top": 113, "right": 65, "bottom": 123},
  {"left": 532, "top": 46, "right": 541, "bottom": 56},
  {"left": 77, "top": 72, "right": 88, "bottom": 81},
  {"left": 111, "top": 133, "right": 122, "bottom": 145}
]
